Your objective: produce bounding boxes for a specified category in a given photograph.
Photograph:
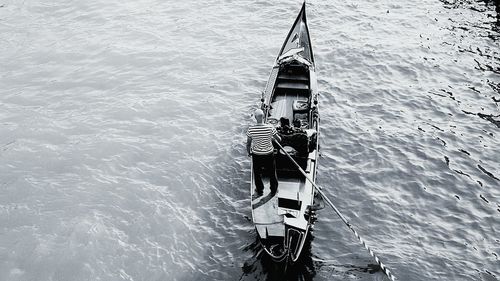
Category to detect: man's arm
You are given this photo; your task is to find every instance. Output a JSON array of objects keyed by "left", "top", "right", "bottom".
[
  {"left": 273, "top": 134, "right": 281, "bottom": 143},
  {"left": 272, "top": 127, "right": 281, "bottom": 143},
  {"left": 246, "top": 136, "right": 252, "bottom": 156}
]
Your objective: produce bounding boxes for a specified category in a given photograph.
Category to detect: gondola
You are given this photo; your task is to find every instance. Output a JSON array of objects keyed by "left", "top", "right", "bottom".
[{"left": 250, "top": 2, "right": 320, "bottom": 263}]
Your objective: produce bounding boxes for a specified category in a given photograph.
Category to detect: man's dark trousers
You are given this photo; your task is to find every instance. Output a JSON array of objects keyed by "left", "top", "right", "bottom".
[{"left": 252, "top": 153, "right": 278, "bottom": 194}]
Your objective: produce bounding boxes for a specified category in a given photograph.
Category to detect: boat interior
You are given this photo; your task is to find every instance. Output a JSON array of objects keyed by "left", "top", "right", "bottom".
[
  {"left": 267, "top": 62, "right": 316, "bottom": 177},
  {"left": 251, "top": 41, "right": 319, "bottom": 260},
  {"left": 269, "top": 62, "right": 310, "bottom": 125}
]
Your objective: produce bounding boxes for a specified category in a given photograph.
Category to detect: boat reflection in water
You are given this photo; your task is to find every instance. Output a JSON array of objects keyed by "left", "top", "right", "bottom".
[{"left": 241, "top": 232, "right": 316, "bottom": 281}]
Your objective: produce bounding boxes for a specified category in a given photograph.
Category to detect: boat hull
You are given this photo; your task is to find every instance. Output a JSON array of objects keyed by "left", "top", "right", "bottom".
[{"left": 250, "top": 2, "right": 319, "bottom": 264}]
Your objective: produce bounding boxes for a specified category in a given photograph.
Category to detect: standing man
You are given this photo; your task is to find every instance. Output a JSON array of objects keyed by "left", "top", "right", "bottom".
[{"left": 246, "top": 109, "right": 281, "bottom": 196}]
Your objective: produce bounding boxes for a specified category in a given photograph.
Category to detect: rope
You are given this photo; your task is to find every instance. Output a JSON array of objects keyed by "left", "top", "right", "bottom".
[{"left": 273, "top": 140, "right": 397, "bottom": 281}]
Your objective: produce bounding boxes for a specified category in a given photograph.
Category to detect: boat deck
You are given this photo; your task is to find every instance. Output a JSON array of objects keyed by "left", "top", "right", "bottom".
[
  {"left": 251, "top": 177, "right": 307, "bottom": 238},
  {"left": 269, "top": 93, "right": 307, "bottom": 123}
]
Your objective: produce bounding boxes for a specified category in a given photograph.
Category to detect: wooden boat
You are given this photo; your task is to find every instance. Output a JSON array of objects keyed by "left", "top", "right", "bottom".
[{"left": 251, "top": 2, "right": 320, "bottom": 263}]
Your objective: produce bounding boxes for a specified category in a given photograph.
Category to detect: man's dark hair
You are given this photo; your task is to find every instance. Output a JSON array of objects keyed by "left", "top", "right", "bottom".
[{"left": 280, "top": 117, "right": 290, "bottom": 127}]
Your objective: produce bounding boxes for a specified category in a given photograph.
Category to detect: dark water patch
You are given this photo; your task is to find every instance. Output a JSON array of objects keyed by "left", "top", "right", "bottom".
[
  {"left": 459, "top": 148, "right": 471, "bottom": 155},
  {"left": 429, "top": 89, "right": 460, "bottom": 103},
  {"left": 474, "top": 58, "right": 500, "bottom": 74},
  {"left": 458, "top": 45, "right": 500, "bottom": 63},
  {"left": 441, "top": 88, "right": 459, "bottom": 102},
  {"left": 478, "top": 112, "right": 500, "bottom": 128},
  {"left": 469, "top": 86, "right": 482, "bottom": 93},
  {"left": 437, "top": 137, "right": 447, "bottom": 146},
  {"left": 312, "top": 259, "right": 383, "bottom": 277},
  {"left": 480, "top": 194, "right": 490, "bottom": 203},
  {"left": 478, "top": 164, "right": 500, "bottom": 180},
  {"left": 424, "top": 122, "right": 445, "bottom": 132},
  {"left": 239, "top": 239, "right": 264, "bottom": 279},
  {"left": 454, "top": 169, "right": 473, "bottom": 179},
  {"left": 444, "top": 155, "right": 450, "bottom": 166},
  {"left": 441, "top": 0, "right": 500, "bottom": 32},
  {"left": 489, "top": 81, "right": 500, "bottom": 96},
  {"left": 462, "top": 110, "right": 500, "bottom": 128},
  {"left": 430, "top": 124, "right": 444, "bottom": 132},
  {"left": 240, "top": 234, "right": 317, "bottom": 281},
  {"left": 480, "top": 270, "right": 499, "bottom": 281}
]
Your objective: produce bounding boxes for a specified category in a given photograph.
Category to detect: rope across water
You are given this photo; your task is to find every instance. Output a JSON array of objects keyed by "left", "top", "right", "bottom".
[{"left": 273, "top": 140, "right": 397, "bottom": 281}]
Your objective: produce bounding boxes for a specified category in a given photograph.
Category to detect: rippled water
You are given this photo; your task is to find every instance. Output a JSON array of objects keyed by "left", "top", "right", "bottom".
[{"left": 0, "top": 0, "right": 499, "bottom": 280}]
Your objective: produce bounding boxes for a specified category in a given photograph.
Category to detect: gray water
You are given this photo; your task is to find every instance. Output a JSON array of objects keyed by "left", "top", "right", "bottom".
[{"left": 0, "top": 0, "right": 499, "bottom": 280}]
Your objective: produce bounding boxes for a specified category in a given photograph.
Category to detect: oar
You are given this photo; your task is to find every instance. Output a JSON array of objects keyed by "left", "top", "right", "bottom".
[{"left": 273, "top": 140, "right": 397, "bottom": 281}]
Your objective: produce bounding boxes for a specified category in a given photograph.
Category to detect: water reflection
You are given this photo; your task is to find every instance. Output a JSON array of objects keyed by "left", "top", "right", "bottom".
[
  {"left": 439, "top": 0, "right": 500, "bottom": 119},
  {"left": 241, "top": 230, "right": 389, "bottom": 280},
  {"left": 241, "top": 233, "right": 316, "bottom": 281},
  {"left": 483, "top": 0, "right": 500, "bottom": 27},
  {"left": 441, "top": 0, "right": 500, "bottom": 36}
]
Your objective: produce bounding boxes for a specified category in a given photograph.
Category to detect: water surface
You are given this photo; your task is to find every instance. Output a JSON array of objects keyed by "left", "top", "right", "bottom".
[{"left": 0, "top": 0, "right": 499, "bottom": 280}]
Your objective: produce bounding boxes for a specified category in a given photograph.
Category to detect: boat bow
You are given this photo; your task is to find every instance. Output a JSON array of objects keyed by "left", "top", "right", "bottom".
[{"left": 277, "top": 2, "right": 314, "bottom": 67}]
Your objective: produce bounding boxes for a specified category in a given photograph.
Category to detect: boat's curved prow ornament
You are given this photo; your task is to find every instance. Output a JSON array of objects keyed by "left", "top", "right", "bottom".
[{"left": 277, "top": 2, "right": 314, "bottom": 67}]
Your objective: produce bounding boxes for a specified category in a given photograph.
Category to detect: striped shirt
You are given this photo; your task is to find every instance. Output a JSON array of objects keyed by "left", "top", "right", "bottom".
[{"left": 246, "top": 123, "right": 277, "bottom": 155}]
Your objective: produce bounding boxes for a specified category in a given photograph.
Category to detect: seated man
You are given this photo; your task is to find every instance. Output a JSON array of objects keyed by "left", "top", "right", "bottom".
[
  {"left": 293, "top": 118, "right": 302, "bottom": 129},
  {"left": 277, "top": 117, "right": 295, "bottom": 135},
  {"left": 277, "top": 118, "right": 309, "bottom": 156}
]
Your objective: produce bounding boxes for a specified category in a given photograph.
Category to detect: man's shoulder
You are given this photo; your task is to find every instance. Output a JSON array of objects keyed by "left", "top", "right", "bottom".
[
  {"left": 247, "top": 124, "right": 274, "bottom": 132},
  {"left": 249, "top": 124, "right": 274, "bottom": 129},
  {"left": 247, "top": 124, "right": 258, "bottom": 134}
]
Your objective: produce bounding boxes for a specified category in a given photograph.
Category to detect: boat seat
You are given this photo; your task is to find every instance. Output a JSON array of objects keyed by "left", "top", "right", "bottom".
[
  {"left": 293, "top": 100, "right": 309, "bottom": 113},
  {"left": 292, "top": 100, "right": 309, "bottom": 123},
  {"left": 276, "top": 81, "right": 309, "bottom": 90},
  {"left": 278, "top": 72, "right": 308, "bottom": 81}
]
